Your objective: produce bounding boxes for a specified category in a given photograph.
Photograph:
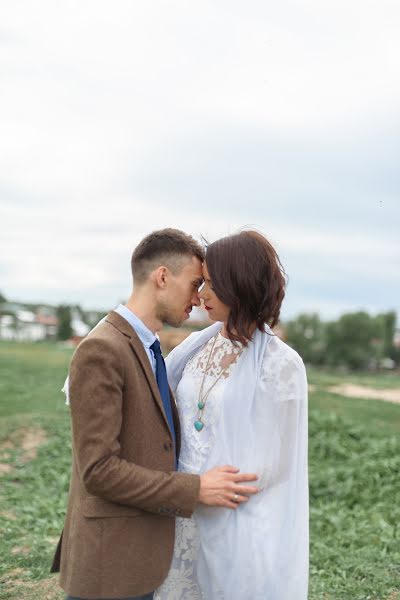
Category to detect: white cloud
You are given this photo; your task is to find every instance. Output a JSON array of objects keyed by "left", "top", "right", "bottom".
[{"left": 0, "top": 1, "right": 399, "bottom": 317}]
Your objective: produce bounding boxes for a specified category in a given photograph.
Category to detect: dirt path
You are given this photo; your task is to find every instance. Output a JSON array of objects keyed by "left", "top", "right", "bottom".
[
  {"left": 0, "top": 426, "right": 47, "bottom": 476},
  {"left": 327, "top": 384, "right": 400, "bottom": 405}
]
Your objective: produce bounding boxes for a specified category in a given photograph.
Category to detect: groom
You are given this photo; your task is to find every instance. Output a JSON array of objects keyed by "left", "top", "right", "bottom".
[{"left": 51, "top": 228, "right": 259, "bottom": 600}]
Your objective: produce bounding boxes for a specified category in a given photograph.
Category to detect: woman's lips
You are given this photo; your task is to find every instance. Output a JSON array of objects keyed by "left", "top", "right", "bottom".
[{"left": 205, "top": 306, "right": 212, "bottom": 311}]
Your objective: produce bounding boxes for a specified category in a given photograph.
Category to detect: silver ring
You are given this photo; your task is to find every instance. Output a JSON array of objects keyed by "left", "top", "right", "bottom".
[{"left": 233, "top": 493, "right": 239, "bottom": 503}]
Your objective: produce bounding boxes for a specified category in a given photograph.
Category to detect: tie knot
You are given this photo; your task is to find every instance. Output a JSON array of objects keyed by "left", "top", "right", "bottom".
[{"left": 150, "top": 339, "right": 162, "bottom": 355}]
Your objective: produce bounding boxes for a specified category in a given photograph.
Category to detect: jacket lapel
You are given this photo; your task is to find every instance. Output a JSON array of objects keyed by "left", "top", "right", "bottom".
[
  {"left": 170, "top": 392, "right": 181, "bottom": 458},
  {"left": 105, "top": 311, "right": 179, "bottom": 440}
]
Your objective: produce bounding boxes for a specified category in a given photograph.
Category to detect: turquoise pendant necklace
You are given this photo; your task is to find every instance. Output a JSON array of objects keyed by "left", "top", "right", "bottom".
[{"left": 194, "top": 334, "right": 243, "bottom": 432}]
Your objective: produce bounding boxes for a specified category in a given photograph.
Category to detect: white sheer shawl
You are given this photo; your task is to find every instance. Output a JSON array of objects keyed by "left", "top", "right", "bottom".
[{"left": 166, "top": 322, "right": 309, "bottom": 600}]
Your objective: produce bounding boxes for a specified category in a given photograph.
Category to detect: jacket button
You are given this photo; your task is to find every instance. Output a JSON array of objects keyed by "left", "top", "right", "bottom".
[{"left": 163, "top": 442, "right": 170, "bottom": 451}]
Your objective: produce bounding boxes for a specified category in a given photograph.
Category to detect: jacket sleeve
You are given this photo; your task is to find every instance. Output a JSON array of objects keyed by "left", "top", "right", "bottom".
[{"left": 68, "top": 335, "right": 200, "bottom": 518}]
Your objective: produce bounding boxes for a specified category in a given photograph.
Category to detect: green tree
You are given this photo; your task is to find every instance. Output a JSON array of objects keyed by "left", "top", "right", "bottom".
[
  {"left": 56, "top": 305, "right": 73, "bottom": 340},
  {"left": 373, "top": 311, "right": 400, "bottom": 366},
  {"left": 325, "top": 311, "right": 377, "bottom": 370},
  {"left": 374, "top": 311, "right": 396, "bottom": 358},
  {"left": 285, "top": 313, "right": 326, "bottom": 365},
  {"left": 0, "top": 291, "right": 6, "bottom": 304}
]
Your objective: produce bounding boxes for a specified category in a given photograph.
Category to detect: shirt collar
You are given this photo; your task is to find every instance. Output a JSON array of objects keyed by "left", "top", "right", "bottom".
[{"left": 114, "top": 304, "right": 157, "bottom": 349}]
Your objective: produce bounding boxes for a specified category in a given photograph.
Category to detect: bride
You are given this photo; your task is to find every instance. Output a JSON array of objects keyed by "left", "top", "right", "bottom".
[{"left": 155, "top": 230, "right": 308, "bottom": 600}]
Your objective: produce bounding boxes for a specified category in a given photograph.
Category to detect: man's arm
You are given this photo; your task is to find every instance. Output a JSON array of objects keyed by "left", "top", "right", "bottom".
[{"left": 69, "top": 335, "right": 200, "bottom": 517}]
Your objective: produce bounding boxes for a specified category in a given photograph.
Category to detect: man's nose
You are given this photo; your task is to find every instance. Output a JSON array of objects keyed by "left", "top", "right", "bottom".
[{"left": 192, "top": 291, "right": 201, "bottom": 307}]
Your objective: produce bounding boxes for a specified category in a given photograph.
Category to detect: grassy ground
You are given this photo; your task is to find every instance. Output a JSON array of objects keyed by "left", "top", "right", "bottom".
[
  {"left": 0, "top": 341, "right": 399, "bottom": 599},
  {"left": 0, "top": 342, "right": 71, "bottom": 599}
]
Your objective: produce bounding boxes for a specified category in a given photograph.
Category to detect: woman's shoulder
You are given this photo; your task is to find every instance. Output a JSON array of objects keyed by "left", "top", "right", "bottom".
[
  {"left": 169, "top": 323, "right": 221, "bottom": 354},
  {"left": 165, "top": 323, "right": 221, "bottom": 377},
  {"left": 259, "top": 332, "right": 307, "bottom": 400},
  {"left": 265, "top": 332, "right": 304, "bottom": 369},
  {"left": 262, "top": 335, "right": 306, "bottom": 384}
]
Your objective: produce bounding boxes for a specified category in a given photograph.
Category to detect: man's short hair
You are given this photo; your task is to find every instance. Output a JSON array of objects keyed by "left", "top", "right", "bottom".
[{"left": 131, "top": 228, "right": 204, "bottom": 284}]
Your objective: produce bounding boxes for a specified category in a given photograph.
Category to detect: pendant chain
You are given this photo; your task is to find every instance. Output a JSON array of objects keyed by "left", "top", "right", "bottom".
[{"left": 194, "top": 333, "right": 243, "bottom": 432}]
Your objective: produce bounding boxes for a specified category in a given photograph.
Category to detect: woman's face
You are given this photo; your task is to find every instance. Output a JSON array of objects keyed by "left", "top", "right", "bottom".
[{"left": 199, "top": 262, "right": 230, "bottom": 324}]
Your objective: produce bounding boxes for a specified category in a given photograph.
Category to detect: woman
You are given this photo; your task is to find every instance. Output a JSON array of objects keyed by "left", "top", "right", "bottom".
[{"left": 155, "top": 230, "right": 308, "bottom": 600}]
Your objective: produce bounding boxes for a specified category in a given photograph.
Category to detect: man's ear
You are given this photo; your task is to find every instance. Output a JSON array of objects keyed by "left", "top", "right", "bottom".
[{"left": 153, "top": 266, "right": 168, "bottom": 289}]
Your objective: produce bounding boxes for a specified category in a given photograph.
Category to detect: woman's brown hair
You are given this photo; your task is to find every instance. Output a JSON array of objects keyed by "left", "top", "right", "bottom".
[{"left": 205, "top": 230, "right": 286, "bottom": 345}]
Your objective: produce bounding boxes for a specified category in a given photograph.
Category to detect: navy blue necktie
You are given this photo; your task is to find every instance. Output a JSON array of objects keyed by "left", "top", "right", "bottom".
[{"left": 150, "top": 340, "right": 176, "bottom": 450}]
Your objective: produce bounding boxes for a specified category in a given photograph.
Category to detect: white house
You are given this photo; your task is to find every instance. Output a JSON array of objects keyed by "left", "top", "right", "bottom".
[{"left": 0, "top": 309, "right": 58, "bottom": 341}]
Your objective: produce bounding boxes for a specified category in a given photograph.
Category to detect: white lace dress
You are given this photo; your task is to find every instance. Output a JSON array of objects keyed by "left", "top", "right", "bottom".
[{"left": 154, "top": 332, "right": 243, "bottom": 600}]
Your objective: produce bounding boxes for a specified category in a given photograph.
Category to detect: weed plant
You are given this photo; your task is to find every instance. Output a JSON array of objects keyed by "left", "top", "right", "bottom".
[{"left": 0, "top": 342, "right": 399, "bottom": 599}]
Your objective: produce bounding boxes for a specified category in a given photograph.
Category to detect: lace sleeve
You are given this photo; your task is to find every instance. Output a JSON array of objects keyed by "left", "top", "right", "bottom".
[{"left": 257, "top": 340, "right": 308, "bottom": 488}]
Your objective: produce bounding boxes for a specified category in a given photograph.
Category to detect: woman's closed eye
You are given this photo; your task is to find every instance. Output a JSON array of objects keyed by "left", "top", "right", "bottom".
[{"left": 199, "top": 279, "right": 214, "bottom": 292}]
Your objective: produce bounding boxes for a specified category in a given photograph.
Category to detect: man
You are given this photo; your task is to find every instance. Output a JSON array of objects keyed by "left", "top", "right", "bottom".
[{"left": 51, "top": 228, "right": 259, "bottom": 600}]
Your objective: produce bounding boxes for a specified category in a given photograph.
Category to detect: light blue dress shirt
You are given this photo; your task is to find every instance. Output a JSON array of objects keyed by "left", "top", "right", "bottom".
[{"left": 114, "top": 304, "right": 158, "bottom": 375}]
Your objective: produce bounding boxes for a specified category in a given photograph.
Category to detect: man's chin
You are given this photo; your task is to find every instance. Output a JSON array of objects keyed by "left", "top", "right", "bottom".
[{"left": 163, "top": 316, "right": 185, "bottom": 328}]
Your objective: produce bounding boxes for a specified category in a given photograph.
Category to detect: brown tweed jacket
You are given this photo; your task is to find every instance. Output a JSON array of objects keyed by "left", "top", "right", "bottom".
[{"left": 51, "top": 311, "right": 200, "bottom": 599}]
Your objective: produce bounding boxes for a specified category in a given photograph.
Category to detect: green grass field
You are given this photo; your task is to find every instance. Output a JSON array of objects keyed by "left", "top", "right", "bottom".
[{"left": 0, "top": 341, "right": 399, "bottom": 600}]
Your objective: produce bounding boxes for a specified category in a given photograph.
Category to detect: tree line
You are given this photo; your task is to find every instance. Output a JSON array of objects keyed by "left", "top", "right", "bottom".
[{"left": 285, "top": 311, "right": 399, "bottom": 370}]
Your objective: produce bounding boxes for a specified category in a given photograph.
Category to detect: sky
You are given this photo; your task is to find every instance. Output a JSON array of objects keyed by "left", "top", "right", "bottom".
[{"left": 1, "top": 1, "right": 399, "bottom": 321}]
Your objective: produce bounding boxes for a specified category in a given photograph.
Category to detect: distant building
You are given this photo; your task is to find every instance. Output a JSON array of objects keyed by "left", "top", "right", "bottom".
[
  {"left": 0, "top": 308, "right": 58, "bottom": 341},
  {"left": 71, "top": 310, "right": 91, "bottom": 337}
]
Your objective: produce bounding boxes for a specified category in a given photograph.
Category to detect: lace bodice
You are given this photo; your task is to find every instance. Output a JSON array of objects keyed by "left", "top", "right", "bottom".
[{"left": 176, "top": 332, "right": 243, "bottom": 475}]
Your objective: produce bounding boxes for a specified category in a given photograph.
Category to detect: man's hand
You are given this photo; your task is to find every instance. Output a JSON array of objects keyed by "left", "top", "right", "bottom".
[{"left": 199, "top": 465, "right": 259, "bottom": 509}]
